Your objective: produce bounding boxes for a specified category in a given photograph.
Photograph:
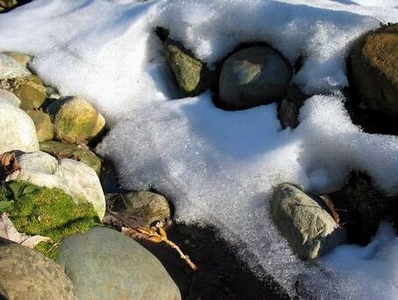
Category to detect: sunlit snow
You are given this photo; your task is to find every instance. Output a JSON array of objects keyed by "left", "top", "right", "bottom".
[{"left": 1, "top": 0, "right": 398, "bottom": 298}]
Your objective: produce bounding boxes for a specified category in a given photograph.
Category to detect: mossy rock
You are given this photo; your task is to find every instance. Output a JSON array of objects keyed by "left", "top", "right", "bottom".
[
  {"left": 26, "top": 109, "right": 54, "bottom": 142},
  {"left": 164, "top": 39, "right": 209, "bottom": 95},
  {"left": 0, "top": 181, "right": 100, "bottom": 259},
  {"left": 349, "top": 23, "right": 398, "bottom": 118},
  {"left": 11, "top": 75, "right": 47, "bottom": 110},
  {"left": 40, "top": 140, "right": 102, "bottom": 175},
  {"left": 49, "top": 96, "right": 106, "bottom": 145}
]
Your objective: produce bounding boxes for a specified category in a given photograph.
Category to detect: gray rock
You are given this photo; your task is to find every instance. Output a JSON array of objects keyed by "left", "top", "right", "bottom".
[
  {"left": 0, "top": 244, "right": 76, "bottom": 299},
  {"left": 12, "top": 151, "right": 106, "bottom": 220},
  {"left": 57, "top": 227, "right": 181, "bottom": 300},
  {"left": 270, "top": 183, "right": 346, "bottom": 260},
  {"left": 349, "top": 23, "right": 398, "bottom": 118},
  {"left": 0, "top": 99, "right": 39, "bottom": 154},
  {"left": 219, "top": 46, "right": 292, "bottom": 110}
]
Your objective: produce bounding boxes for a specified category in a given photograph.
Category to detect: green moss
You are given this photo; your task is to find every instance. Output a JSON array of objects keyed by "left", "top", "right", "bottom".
[{"left": 0, "top": 181, "right": 100, "bottom": 259}]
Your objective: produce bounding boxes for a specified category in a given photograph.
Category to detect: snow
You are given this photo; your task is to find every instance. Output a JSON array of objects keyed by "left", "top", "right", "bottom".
[{"left": 1, "top": 0, "right": 398, "bottom": 298}]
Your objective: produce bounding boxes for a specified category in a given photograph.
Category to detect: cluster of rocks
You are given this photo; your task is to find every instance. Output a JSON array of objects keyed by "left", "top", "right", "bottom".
[{"left": 0, "top": 51, "right": 181, "bottom": 299}]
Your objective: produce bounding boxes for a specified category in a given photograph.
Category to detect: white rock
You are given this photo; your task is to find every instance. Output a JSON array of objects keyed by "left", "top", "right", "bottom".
[
  {"left": 0, "top": 52, "right": 31, "bottom": 80},
  {"left": 0, "top": 100, "right": 39, "bottom": 154},
  {"left": 14, "top": 151, "right": 105, "bottom": 220},
  {"left": 0, "top": 88, "right": 20, "bottom": 107}
]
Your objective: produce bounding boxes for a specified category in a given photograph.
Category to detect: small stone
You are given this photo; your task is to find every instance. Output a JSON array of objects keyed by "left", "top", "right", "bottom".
[
  {"left": 219, "top": 46, "right": 292, "bottom": 110},
  {"left": 0, "top": 244, "right": 76, "bottom": 299},
  {"left": 49, "top": 96, "right": 106, "bottom": 145},
  {"left": 270, "top": 183, "right": 346, "bottom": 260},
  {"left": 40, "top": 140, "right": 102, "bottom": 175},
  {"left": 27, "top": 109, "right": 54, "bottom": 142},
  {"left": 165, "top": 39, "right": 208, "bottom": 95},
  {"left": 348, "top": 23, "right": 398, "bottom": 118},
  {"left": 57, "top": 227, "right": 181, "bottom": 300}
]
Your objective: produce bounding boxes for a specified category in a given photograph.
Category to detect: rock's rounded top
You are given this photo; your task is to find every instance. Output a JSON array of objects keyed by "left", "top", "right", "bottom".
[{"left": 218, "top": 46, "right": 292, "bottom": 110}]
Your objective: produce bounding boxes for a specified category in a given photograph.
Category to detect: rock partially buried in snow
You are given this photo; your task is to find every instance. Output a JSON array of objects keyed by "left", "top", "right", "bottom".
[
  {"left": 0, "top": 52, "right": 30, "bottom": 80},
  {"left": 0, "top": 99, "right": 39, "bottom": 154},
  {"left": 57, "top": 227, "right": 181, "bottom": 300},
  {"left": 2, "top": 51, "right": 32, "bottom": 68},
  {"left": 12, "top": 151, "right": 105, "bottom": 220},
  {"left": 270, "top": 183, "right": 346, "bottom": 260},
  {"left": 349, "top": 23, "right": 398, "bottom": 118},
  {"left": 219, "top": 46, "right": 292, "bottom": 110},
  {"left": 0, "top": 244, "right": 76, "bottom": 299},
  {"left": 49, "top": 96, "right": 106, "bottom": 145}
]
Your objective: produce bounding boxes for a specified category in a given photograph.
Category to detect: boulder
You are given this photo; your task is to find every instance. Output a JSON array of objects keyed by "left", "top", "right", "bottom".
[
  {"left": 0, "top": 244, "right": 76, "bottom": 299},
  {"left": 164, "top": 39, "right": 208, "bottom": 95},
  {"left": 219, "top": 46, "right": 292, "bottom": 110},
  {"left": 57, "top": 227, "right": 181, "bottom": 300},
  {"left": 0, "top": 100, "right": 39, "bottom": 154},
  {"left": 349, "top": 23, "right": 398, "bottom": 118},
  {"left": 0, "top": 52, "right": 30, "bottom": 80},
  {"left": 270, "top": 183, "right": 346, "bottom": 260},
  {"left": 27, "top": 109, "right": 54, "bottom": 142},
  {"left": 48, "top": 96, "right": 106, "bottom": 145},
  {"left": 11, "top": 151, "right": 105, "bottom": 220},
  {"left": 105, "top": 190, "right": 171, "bottom": 227},
  {"left": 40, "top": 140, "right": 102, "bottom": 175}
]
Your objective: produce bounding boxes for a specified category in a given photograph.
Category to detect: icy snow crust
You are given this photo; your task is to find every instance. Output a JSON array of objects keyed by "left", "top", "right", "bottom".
[{"left": 1, "top": 0, "right": 398, "bottom": 298}]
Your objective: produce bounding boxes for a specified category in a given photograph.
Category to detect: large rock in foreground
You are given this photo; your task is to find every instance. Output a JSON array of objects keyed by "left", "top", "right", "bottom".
[
  {"left": 349, "top": 23, "right": 398, "bottom": 118},
  {"left": 0, "top": 244, "right": 76, "bottom": 299},
  {"left": 57, "top": 227, "right": 181, "bottom": 300},
  {"left": 0, "top": 98, "right": 39, "bottom": 154},
  {"left": 219, "top": 46, "right": 292, "bottom": 110},
  {"left": 270, "top": 183, "right": 346, "bottom": 260}
]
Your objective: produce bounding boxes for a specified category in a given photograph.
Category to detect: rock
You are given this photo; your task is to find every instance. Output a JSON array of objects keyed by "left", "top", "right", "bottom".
[
  {"left": 26, "top": 109, "right": 54, "bottom": 142},
  {"left": 40, "top": 140, "right": 102, "bottom": 175},
  {"left": 0, "top": 52, "right": 30, "bottom": 79},
  {"left": 3, "top": 51, "right": 32, "bottom": 68},
  {"left": 164, "top": 39, "right": 208, "bottom": 95},
  {"left": 0, "top": 0, "right": 17, "bottom": 9},
  {"left": 0, "top": 100, "right": 39, "bottom": 154},
  {"left": 48, "top": 96, "right": 106, "bottom": 145},
  {"left": 57, "top": 227, "right": 181, "bottom": 300},
  {"left": 219, "top": 46, "right": 292, "bottom": 110},
  {"left": 12, "top": 151, "right": 105, "bottom": 220},
  {"left": 0, "top": 244, "right": 76, "bottom": 299},
  {"left": 270, "top": 183, "right": 346, "bottom": 260},
  {"left": 0, "top": 88, "right": 20, "bottom": 107},
  {"left": 105, "top": 190, "right": 171, "bottom": 227},
  {"left": 277, "top": 84, "right": 308, "bottom": 129},
  {"left": 348, "top": 23, "right": 398, "bottom": 118},
  {"left": 11, "top": 75, "right": 47, "bottom": 110}
]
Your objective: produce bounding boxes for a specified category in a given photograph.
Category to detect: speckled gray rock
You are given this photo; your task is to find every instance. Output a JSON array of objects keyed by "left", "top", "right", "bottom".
[
  {"left": 219, "top": 46, "right": 292, "bottom": 110},
  {"left": 270, "top": 183, "right": 346, "bottom": 260},
  {"left": 57, "top": 227, "right": 181, "bottom": 300},
  {"left": 0, "top": 244, "right": 76, "bottom": 299}
]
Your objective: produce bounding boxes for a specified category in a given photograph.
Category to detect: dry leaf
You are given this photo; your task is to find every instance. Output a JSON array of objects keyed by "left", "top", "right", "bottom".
[
  {"left": 0, "top": 150, "right": 21, "bottom": 181},
  {"left": 0, "top": 212, "right": 52, "bottom": 248}
]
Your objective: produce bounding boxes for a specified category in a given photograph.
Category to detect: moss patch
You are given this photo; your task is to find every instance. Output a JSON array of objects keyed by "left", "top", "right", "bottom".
[{"left": 0, "top": 181, "right": 100, "bottom": 259}]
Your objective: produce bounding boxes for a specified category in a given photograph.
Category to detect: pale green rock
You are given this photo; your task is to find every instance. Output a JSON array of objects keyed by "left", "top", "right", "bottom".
[
  {"left": 27, "top": 109, "right": 54, "bottom": 142},
  {"left": 0, "top": 244, "right": 76, "bottom": 299},
  {"left": 165, "top": 39, "right": 207, "bottom": 95},
  {"left": 0, "top": 100, "right": 39, "bottom": 154},
  {"left": 40, "top": 140, "right": 102, "bottom": 175},
  {"left": 57, "top": 227, "right": 181, "bottom": 300},
  {"left": 13, "top": 151, "right": 106, "bottom": 220},
  {"left": 349, "top": 23, "right": 398, "bottom": 118},
  {"left": 52, "top": 96, "right": 106, "bottom": 145},
  {"left": 270, "top": 183, "right": 346, "bottom": 260},
  {"left": 12, "top": 75, "right": 47, "bottom": 110}
]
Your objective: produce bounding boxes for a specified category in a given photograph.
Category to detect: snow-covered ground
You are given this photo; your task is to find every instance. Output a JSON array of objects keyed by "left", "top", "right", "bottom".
[{"left": 1, "top": 0, "right": 398, "bottom": 298}]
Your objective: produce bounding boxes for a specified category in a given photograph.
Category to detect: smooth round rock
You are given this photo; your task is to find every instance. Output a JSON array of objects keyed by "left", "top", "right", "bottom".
[
  {"left": 57, "top": 227, "right": 181, "bottom": 300},
  {"left": 219, "top": 46, "right": 292, "bottom": 110},
  {"left": 0, "top": 244, "right": 76, "bottom": 299}
]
